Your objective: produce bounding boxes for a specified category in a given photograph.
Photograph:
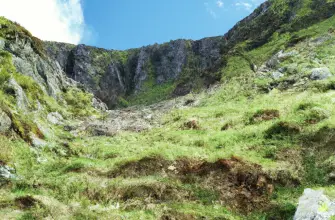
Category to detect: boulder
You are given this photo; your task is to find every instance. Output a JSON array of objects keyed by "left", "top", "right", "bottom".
[
  {"left": 8, "top": 78, "right": 30, "bottom": 111},
  {"left": 294, "top": 188, "right": 335, "bottom": 220},
  {"left": 272, "top": 71, "right": 284, "bottom": 80},
  {"left": 92, "top": 98, "right": 108, "bottom": 111},
  {"left": 47, "top": 112, "right": 64, "bottom": 125},
  {"left": 0, "top": 110, "right": 11, "bottom": 133},
  {"left": 310, "top": 68, "right": 332, "bottom": 80},
  {"left": 267, "top": 50, "right": 298, "bottom": 68},
  {"left": 30, "top": 133, "right": 47, "bottom": 148},
  {"left": 0, "top": 164, "right": 16, "bottom": 183}
]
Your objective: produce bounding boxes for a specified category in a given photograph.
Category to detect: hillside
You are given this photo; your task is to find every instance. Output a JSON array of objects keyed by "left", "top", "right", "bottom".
[{"left": 1, "top": 0, "right": 335, "bottom": 219}]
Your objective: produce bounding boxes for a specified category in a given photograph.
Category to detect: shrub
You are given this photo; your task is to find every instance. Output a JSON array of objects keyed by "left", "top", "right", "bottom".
[
  {"left": 117, "top": 97, "right": 129, "bottom": 108},
  {"left": 265, "top": 121, "right": 301, "bottom": 139},
  {"left": 182, "top": 119, "right": 200, "bottom": 130},
  {"left": 63, "top": 88, "right": 96, "bottom": 117},
  {"left": 303, "top": 107, "right": 330, "bottom": 124}
]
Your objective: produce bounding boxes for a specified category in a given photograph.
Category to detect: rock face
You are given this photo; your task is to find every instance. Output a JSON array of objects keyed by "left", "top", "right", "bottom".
[
  {"left": 43, "top": 0, "right": 335, "bottom": 108},
  {"left": 5, "top": 36, "right": 75, "bottom": 98},
  {"left": 1, "top": 0, "right": 334, "bottom": 110},
  {"left": 0, "top": 164, "right": 16, "bottom": 182},
  {"left": 294, "top": 188, "right": 335, "bottom": 220},
  {"left": 44, "top": 37, "right": 224, "bottom": 108},
  {"left": 310, "top": 67, "right": 332, "bottom": 80},
  {"left": 0, "top": 110, "right": 11, "bottom": 133}
]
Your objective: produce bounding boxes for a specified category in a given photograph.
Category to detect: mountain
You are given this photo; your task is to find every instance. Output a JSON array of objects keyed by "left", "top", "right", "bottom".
[{"left": 1, "top": 0, "right": 335, "bottom": 219}]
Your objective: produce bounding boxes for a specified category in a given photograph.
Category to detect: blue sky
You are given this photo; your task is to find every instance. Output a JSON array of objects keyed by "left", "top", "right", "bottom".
[
  {"left": 82, "top": 0, "right": 265, "bottom": 50},
  {"left": 0, "top": 0, "right": 265, "bottom": 50}
]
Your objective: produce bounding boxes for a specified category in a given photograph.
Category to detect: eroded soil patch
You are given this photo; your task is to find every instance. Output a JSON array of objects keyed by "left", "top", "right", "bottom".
[{"left": 108, "top": 156, "right": 276, "bottom": 213}]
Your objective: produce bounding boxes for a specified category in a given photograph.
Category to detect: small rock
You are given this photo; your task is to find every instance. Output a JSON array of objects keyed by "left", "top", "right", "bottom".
[
  {"left": 168, "top": 165, "right": 176, "bottom": 171},
  {"left": 278, "top": 67, "right": 287, "bottom": 73},
  {"left": 8, "top": 78, "right": 30, "bottom": 111},
  {"left": 30, "top": 133, "right": 47, "bottom": 148},
  {"left": 0, "top": 164, "right": 17, "bottom": 184},
  {"left": 294, "top": 188, "right": 335, "bottom": 220},
  {"left": 47, "top": 112, "right": 63, "bottom": 125},
  {"left": 310, "top": 67, "right": 332, "bottom": 80},
  {"left": 277, "top": 50, "right": 298, "bottom": 61},
  {"left": 92, "top": 97, "right": 108, "bottom": 111},
  {"left": 0, "top": 109, "right": 11, "bottom": 133},
  {"left": 272, "top": 71, "right": 284, "bottom": 80},
  {"left": 63, "top": 125, "right": 75, "bottom": 132}
]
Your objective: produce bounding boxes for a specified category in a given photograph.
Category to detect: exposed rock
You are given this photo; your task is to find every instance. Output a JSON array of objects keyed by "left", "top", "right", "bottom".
[
  {"left": 0, "top": 38, "right": 5, "bottom": 50},
  {"left": 30, "top": 133, "right": 47, "bottom": 148},
  {"left": 92, "top": 97, "right": 108, "bottom": 111},
  {"left": 267, "top": 50, "right": 298, "bottom": 69},
  {"left": 47, "top": 112, "right": 63, "bottom": 125},
  {"left": 310, "top": 67, "right": 332, "bottom": 80},
  {"left": 0, "top": 109, "right": 11, "bottom": 133},
  {"left": 294, "top": 188, "right": 335, "bottom": 220},
  {"left": 0, "top": 164, "right": 16, "bottom": 182},
  {"left": 272, "top": 71, "right": 284, "bottom": 80},
  {"left": 7, "top": 36, "right": 75, "bottom": 98},
  {"left": 8, "top": 78, "right": 30, "bottom": 111}
]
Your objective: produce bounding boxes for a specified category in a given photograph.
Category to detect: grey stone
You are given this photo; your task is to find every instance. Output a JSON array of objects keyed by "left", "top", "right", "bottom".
[
  {"left": 44, "top": 36, "right": 223, "bottom": 108},
  {"left": 7, "top": 78, "right": 30, "bottom": 111},
  {"left": 0, "top": 38, "right": 5, "bottom": 50},
  {"left": 272, "top": 71, "right": 284, "bottom": 80},
  {"left": 267, "top": 50, "right": 298, "bottom": 69},
  {"left": 47, "top": 112, "right": 63, "bottom": 125},
  {"left": 0, "top": 110, "right": 11, "bottom": 133},
  {"left": 0, "top": 165, "right": 16, "bottom": 183},
  {"left": 294, "top": 188, "right": 335, "bottom": 220},
  {"left": 310, "top": 67, "right": 332, "bottom": 80},
  {"left": 30, "top": 133, "right": 47, "bottom": 148},
  {"left": 92, "top": 98, "right": 108, "bottom": 111}
]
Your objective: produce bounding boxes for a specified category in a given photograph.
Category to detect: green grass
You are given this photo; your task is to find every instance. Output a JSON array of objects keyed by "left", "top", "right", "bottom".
[{"left": 2, "top": 3, "right": 335, "bottom": 219}]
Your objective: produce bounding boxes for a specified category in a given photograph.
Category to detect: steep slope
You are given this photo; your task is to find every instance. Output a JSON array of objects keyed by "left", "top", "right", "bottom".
[
  {"left": 1, "top": 0, "right": 335, "bottom": 219},
  {"left": 45, "top": 0, "right": 335, "bottom": 108}
]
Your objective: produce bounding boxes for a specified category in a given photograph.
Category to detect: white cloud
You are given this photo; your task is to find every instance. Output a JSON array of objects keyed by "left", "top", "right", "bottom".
[
  {"left": 235, "top": 2, "right": 253, "bottom": 11},
  {"left": 0, "top": 0, "right": 87, "bottom": 44},
  {"left": 217, "top": 0, "right": 224, "bottom": 8},
  {"left": 204, "top": 2, "right": 217, "bottom": 19}
]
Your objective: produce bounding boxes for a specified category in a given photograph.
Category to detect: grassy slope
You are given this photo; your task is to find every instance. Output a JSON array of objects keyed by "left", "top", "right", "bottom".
[{"left": 1, "top": 14, "right": 335, "bottom": 219}]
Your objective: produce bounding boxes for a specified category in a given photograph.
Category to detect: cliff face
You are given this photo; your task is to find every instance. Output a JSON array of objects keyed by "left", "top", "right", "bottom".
[
  {"left": 0, "top": 0, "right": 334, "bottom": 110},
  {"left": 44, "top": 36, "right": 224, "bottom": 108},
  {"left": 43, "top": 0, "right": 335, "bottom": 108}
]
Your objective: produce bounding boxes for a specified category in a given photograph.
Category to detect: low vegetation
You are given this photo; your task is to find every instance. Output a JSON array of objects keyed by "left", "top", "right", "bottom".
[{"left": 2, "top": 1, "right": 335, "bottom": 219}]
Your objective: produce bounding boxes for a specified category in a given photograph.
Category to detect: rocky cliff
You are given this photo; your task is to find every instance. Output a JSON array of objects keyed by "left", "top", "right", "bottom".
[{"left": 43, "top": 0, "right": 335, "bottom": 108}]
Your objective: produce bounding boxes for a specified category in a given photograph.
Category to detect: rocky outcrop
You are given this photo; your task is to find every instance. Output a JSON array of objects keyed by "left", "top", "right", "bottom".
[
  {"left": 1, "top": 0, "right": 334, "bottom": 110},
  {"left": 43, "top": 0, "right": 335, "bottom": 108},
  {"left": 45, "top": 37, "right": 223, "bottom": 108},
  {"left": 5, "top": 36, "right": 75, "bottom": 98},
  {"left": 294, "top": 188, "right": 335, "bottom": 220},
  {"left": 0, "top": 109, "right": 11, "bottom": 133},
  {"left": 310, "top": 67, "right": 332, "bottom": 80}
]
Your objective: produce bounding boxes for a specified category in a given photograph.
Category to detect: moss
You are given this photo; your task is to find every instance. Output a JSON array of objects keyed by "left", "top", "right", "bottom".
[
  {"left": 117, "top": 96, "right": 129, "bottom": 108},
  {"left": 63, "top": 88, "right": 97, "bottom": 117},
  {"left": 127, "top": 61, "right": 176, "bottom": 106}
]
